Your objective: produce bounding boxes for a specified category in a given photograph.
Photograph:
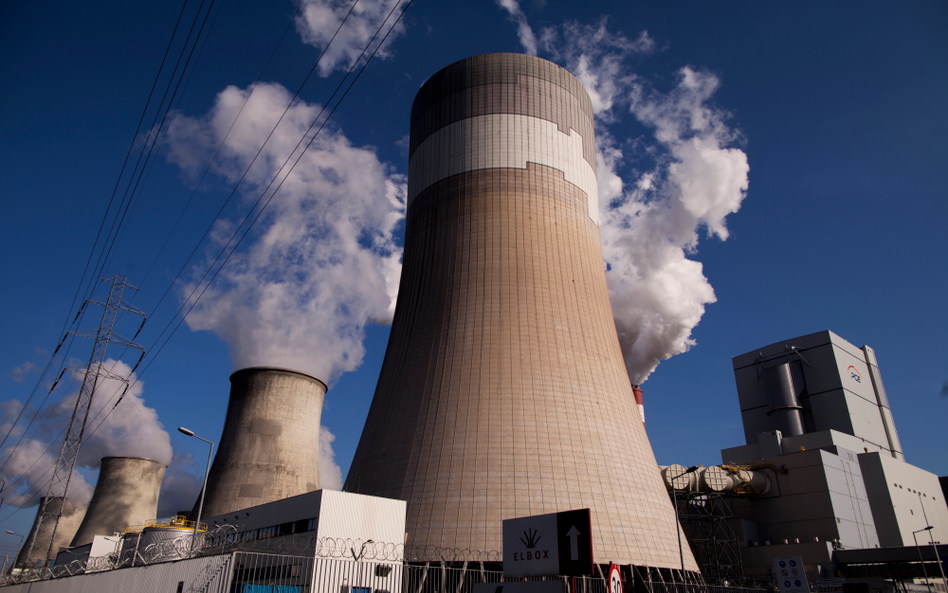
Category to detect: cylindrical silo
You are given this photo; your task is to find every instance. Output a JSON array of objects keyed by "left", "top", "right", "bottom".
[
  {"left": 196, "top": 367, "right": 327, "bottom": 519},
  {"left": 344, "top": 53, "right": 698, "bottom": 572},
  {"left": 70, "top": 456, "right": 166, "bottom": 547},
  {"left": 15, "top": 496, "right": 85, "bottom": 568}
]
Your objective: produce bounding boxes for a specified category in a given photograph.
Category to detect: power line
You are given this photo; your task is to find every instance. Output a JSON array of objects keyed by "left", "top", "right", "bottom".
[
  {"left": 0, "top": 0, "right": 199, "bottom": 471},
  {"left": 1, "top": 0, "right": 414, "bottom": 525},
  {"left": 0, "top": 0, "right": 218, "bottom": 474}
]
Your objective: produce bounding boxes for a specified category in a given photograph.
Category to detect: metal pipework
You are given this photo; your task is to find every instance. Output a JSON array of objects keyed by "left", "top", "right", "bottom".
[
  {"left": 661, "top": 464, "right": 771, "bottom": 495},
  {"left": 762, "top": 363, "right": 805, "bottom": 437}
]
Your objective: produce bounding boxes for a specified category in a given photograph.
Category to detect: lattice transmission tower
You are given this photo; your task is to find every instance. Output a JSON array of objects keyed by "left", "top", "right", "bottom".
[{"left": 26, "top": 274, "right": 145, "bottom": 565}]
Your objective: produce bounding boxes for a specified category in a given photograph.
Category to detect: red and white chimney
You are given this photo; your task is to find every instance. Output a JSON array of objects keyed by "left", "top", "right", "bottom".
[{"left": 632, "top": 384, "right": 645, "bottom": 428}]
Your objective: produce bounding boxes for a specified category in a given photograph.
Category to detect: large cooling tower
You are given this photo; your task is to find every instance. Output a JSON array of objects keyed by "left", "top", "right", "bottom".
[
  {"left": 71, "top": 456, "right": 166, "bottom": 547},
  {"left": 197, "top": 367, "right": 327, "bottom": 518},
  {"left": 344, "top": 53, "right": 698, "bottom": 571},
  {"left": 15, "top": 497, "right": 85, "bottom": 567}
]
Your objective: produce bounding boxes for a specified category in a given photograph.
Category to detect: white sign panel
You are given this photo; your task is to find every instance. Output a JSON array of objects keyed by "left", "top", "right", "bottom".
[
  {"left": 773, "top": 556, "right": 809, "bottom": 593},
  {"left": 504, "top": 512, "right": 559, "bottom": 577},
  {"left": 502, "top": 509, "right": 593, "bottom": 578}
]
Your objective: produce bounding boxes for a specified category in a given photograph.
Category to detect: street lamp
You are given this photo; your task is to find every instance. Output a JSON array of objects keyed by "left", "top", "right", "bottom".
[
  {"left": 178, "top": 427, "right": 214, "bottom": 556},
  {"left": 5, "top": 531, "right": 23, "bottom": 571},
  {"left": 913, "top": 526, "right": 934, "bottom": 593},
  {"left": 671, "top": 466, "right": 700, "bottom": 575}
]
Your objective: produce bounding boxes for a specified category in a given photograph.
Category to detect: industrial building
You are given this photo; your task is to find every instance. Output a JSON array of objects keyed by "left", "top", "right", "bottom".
[
  {"left": 343, "top": 52, "right": 695, "bottom": 571},
  {"left": 665, "top": 330, "right": 948, "bottom": 590},
  {"left": 3, "top": 52, "right": 945, "bottom": 593}
]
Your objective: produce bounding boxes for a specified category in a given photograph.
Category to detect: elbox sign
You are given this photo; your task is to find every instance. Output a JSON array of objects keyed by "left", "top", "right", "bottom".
[{"left": 503, "top": 509, "right": 594, "bottom": 578}]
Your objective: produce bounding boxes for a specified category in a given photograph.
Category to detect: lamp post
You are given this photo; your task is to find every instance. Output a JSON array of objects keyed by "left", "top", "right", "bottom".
[
  {"left": 913, "top": 526, "right": 934, "bottom": 593},
  {"left": 178, "top": 427, "right": 214, "bottom": 556},
  {"left": 917, "top": 493, "right": 948, "bottom": 592},
  {"left": 671, "top": 465, "right": 700, "bottom": 576},
  {"left": 5, "top": 531, "right": 22, "bottom": 571},
  {"left": 930, "top": 531, "right": 948, "bottom": 593}
]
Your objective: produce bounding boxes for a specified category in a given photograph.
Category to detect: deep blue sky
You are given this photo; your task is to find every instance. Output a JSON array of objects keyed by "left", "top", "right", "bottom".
[{"left": 1, "top": 0, "right": 945, "bottom": 550}]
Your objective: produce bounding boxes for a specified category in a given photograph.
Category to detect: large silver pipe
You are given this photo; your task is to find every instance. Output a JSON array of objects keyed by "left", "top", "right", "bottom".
[
  {"left": 661, "top": 464, "right": 770, "bottom": 495},
  {"left": 763, "top": 363, "right": 805, "bottom": 436}
]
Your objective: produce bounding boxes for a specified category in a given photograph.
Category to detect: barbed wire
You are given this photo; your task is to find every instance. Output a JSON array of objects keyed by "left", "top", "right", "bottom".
[
  {"left": 0, "top": 534, "right": 769, "bottom": 593},
  {"left": 0, "top": 530, "right": 502, "bottom": 586}
]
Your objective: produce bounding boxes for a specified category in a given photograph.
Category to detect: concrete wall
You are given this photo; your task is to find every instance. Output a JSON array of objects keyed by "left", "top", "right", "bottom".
[
  {"left": 204, "top": 489, "right": 406, "bottom": 551},
  {"left": 2, "top": 554, "right": 232, "bottom": 593},
  {"left": 858, "top": 451, "right": 948, "bottom": 547},
  {"left": 344, "top": 53, "right": 697, "bottom": 571},
  {"left": 71, "top": 457, "right": 165, "bottom": 547},
  {"left": 198, "top": 367, "right": 327, "bottom": 518},
  {"left": 730, "top": 448, "right": 878, "bottom": 550}
]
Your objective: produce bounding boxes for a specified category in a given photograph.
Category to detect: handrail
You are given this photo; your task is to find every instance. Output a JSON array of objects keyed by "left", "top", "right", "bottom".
[{"left": 124, "top": 515, "right": 208, "bottom": 534}]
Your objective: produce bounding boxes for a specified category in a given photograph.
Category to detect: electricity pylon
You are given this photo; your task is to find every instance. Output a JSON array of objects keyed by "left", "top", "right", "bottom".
[{"left": 25, "top": 274, "right": 145, "bottom": 566}]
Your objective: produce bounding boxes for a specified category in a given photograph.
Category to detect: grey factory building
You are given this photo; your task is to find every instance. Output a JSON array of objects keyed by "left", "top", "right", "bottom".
[{"left": 663, "top": 330, "right": 948, "bottom": 590}]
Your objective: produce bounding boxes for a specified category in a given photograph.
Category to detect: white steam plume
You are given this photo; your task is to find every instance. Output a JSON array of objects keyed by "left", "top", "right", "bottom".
[
  {"left": 319, "top": 426, "right": 343, "bottom": 489},
  {"left": 0, "top": 359, "right": 173, "bottom": 510},
  {"left": 541, "top": 21, "right": 749, "bottom": 383},
  {"left": 540, "top": 19, "right": 654, "bottom": 114},
  {"left": 496, "top": 0, "right": 538, "bottom": 56},
  {"left": 164, "top": 82, "right": 406, "bottom": 384},
  {"left": 296, "top": 0, "right": 407, "bottom": 76},
  {"left": 157, "top": 451, "right": 203, "bottom": 518}
]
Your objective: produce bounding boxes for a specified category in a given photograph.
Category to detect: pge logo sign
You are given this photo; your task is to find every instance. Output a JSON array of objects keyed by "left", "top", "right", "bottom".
[{"left": 847, "top": 365, "right": 862, "bottom": 384}]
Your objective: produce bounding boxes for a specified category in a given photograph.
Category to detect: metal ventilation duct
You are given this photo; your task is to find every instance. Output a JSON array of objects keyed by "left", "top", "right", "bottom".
[{"left": 70, "top": 456, "right": 166, "bottom": 547}]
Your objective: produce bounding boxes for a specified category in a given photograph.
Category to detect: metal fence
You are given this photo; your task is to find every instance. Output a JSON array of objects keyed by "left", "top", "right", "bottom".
[
  {"left": 224, "top": 553, "right": 770, "bottom": 593},
  {"left": 0, "top": 536, "right": 772, "bottom": 593}
]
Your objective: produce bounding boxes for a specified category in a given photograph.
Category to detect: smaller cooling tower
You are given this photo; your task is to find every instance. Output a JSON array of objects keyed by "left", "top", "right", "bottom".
[
  {"left": 71, "top": 456, "right": 166, "bottom": 547},
  {"left": 196, "top": 367, "right": 327, "bottom": 518},
  {"left": 15, "top": 496, "right": 85, "bottom": 567}
]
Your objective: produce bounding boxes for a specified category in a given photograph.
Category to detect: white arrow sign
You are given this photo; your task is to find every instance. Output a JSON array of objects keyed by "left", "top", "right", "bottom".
[{"left": 566, "top": 526, "right": 581, "bottom": 560}]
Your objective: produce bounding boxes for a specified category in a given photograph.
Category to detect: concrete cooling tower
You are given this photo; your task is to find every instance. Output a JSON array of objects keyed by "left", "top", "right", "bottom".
[
  {"left": 71, "top": 456, "right": 166, "bottom": 547},
  {"left": 344, "top": 53, "right": 698, "bottom": 571},
  {"left": 15, "top": 496, "right": 85, "bottom": 568},
  {"left": 196, "top": 367, "right": 327, "bottom": 518}
]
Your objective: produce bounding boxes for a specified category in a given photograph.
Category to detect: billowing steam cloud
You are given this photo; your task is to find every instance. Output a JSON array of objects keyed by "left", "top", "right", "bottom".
[
  {"left": 495, "top": 0, "right": 537, "bottom": 56},
  {"left": 296, "top": 0, "right": 406, "bottom": 76},
  {"left": 0, "top": 359, "right": 170, "bottom": 510},
  {"left": 537, "top": 20, "right": 750, "bottom": 383},
  {"left": 165, "top": 82, "right": 406, "bottom": 384},
  {"left": 163, "top": 81, "right": 397, "bottom": 493},
  {"left": 319, "top": 426, "right": 343, "bottom": 489}
]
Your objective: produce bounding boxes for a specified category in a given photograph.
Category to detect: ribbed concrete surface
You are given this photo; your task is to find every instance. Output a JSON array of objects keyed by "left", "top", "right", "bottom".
[
  {"left": 198, "top": 367, "right": 327, "bottom": 518},
  {"left": 345, "top": 53, "right": 698, "bottom": 570},
  {"left": 71, "top": 456, "right": 165, "bottom": 547}
]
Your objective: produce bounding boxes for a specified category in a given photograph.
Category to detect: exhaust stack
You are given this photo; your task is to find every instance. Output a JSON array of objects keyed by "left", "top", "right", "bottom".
[{"left": 632, "top": 384, "right": 645, "bottom": 427}]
